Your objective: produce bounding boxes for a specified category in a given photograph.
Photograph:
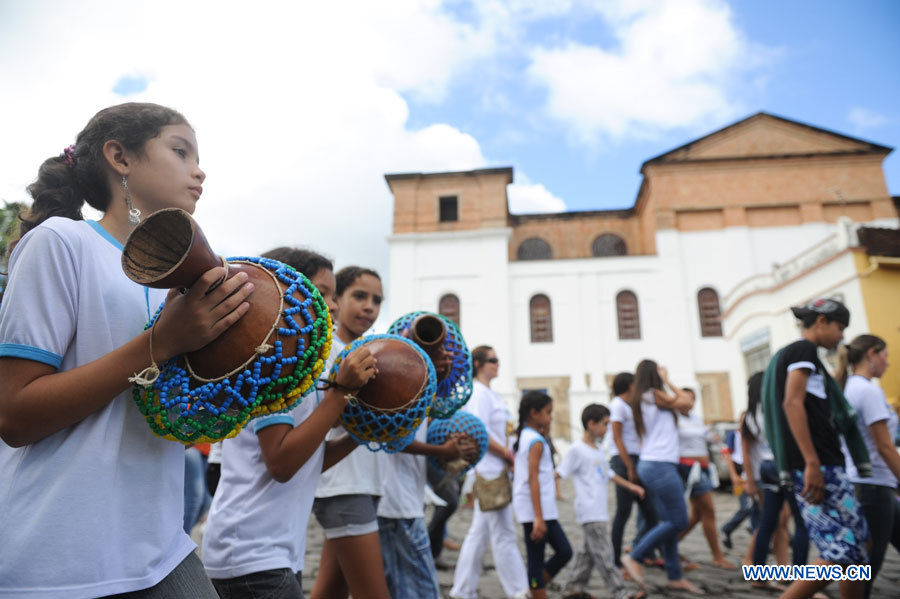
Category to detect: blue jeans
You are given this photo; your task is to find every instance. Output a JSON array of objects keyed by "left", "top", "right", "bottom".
[
  {"left": 630, "top": 460, "right": 688, "bottom": 581},
  {"left": 103, "top": 552, "right": 217, "bottom": 598},
  {"left": 610, "top": 454, "right": 658, "bottom": 567},
  {"left": 522, "top": 520, "right": 572, "bottom": 590},
  {"left": 722, "top": 490, "right": 760, "bottom": 535},
  {"left": 752, "top": 460, "right": 808, "bottom": 567},
  {"left": 184, "top": 448, "right": 212, "bottom": 534},
  {"left": 378, "top": 516, "right": 440, "bottom": 599}
]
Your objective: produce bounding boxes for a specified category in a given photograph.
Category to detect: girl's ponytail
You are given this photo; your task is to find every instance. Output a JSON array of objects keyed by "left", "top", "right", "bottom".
[
  {"left": 16, "top": 155, "right": 85, "bottom": 248},
  {"left": 835, "top": 344, "right": 851, "bottom": 389}
]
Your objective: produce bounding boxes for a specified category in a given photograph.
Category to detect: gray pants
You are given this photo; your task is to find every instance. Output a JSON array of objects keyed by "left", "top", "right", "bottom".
[
  {"left": 102, "top": 552, "right": 218, "bottom": 598},
  {"left": 564, "top": 521, "right": 628, "bottom": 599}
]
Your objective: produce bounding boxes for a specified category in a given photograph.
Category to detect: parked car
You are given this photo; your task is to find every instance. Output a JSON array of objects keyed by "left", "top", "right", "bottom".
[{"left": 708, "top": 421, "right": 739, "bottom": 491}]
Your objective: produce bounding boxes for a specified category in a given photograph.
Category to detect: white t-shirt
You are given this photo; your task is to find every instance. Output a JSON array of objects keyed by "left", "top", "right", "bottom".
[
  {"left": 315, "top": 335, "right": 387, "bottom": 498},
  {"left": 842, "top": 375, "right": 899, "bottom": 488},
  {"left": 0, "top": 219, "right": 193, "bottom": 598},
  {"left": 512, "top": 427, "right": 559, "bottom": 522},
  {"left": 731, "top": 429, "right": 744, "bottom": 465},
  {"left": 202, "top": 388, "right": 324, "bottom": 578},
  {"left": 377, "top": 420, "right": 429, "bottom": 519},
  {"left": 608, "top": 395, "right": 641, "bottom": 457},
  {"left": 468, "top": 381, "right": 509, "bottom": 479},
  {"left": 678, "top": 412, "right": 709, "bottom": 458},
  {"left": 638, "top": 390, "right": 679, "bottom": 463},
  {"left": 557, "top": 441, "right": 609, "bottom": 524}
]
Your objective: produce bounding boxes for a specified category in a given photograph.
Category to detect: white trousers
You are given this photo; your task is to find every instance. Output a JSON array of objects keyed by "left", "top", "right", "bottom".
[{"left": 449, "top": 501, "right": 528, "bottom": 599}]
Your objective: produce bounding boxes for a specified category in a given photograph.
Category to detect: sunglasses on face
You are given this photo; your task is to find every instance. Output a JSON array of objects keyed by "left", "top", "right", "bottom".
[{"left": 485, "top": 357, "right": 499, "bottom": 363}]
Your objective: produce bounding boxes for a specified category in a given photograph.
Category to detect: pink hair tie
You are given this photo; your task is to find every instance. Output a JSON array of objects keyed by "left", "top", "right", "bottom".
[{"left": 62, "top": 144, "right": 76, "bottom": 168}]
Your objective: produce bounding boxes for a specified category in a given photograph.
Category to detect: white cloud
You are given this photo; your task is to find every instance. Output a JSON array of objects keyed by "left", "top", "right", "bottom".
[
  {"left": 507, "top": 182, "right": 566, "bottom": 214},
  {"left": 0, "top": 0, "right": 492, "bottom": 318},
  {"left": 526, "top": 0, "right": 758, "bottom": 144},
  {"left": 847, "top": 106, "right": 891, "bottom": 132}
]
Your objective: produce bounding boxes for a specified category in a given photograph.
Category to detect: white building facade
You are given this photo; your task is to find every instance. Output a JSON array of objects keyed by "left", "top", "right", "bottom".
[{"left": 385, "top": 114, "right": 899, "bottom": 440}]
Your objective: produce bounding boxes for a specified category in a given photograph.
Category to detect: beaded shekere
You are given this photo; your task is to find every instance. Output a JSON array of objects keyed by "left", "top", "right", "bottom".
[
  {"left": 426, "top": 409, "right": 489, "bottom": 478},
  {"left": 329, "top": 333, "right": 436, "bottom": 453},
  {"left": 132, "top": 256, "right": 332, "bottom": 444},
  {"left": 387, "top": 311, "right": 473, "bottom": 418}
]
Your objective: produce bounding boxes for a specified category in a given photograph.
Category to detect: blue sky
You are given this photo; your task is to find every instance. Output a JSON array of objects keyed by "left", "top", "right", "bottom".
[{"left": 406, "top": 0, "right": 900, "bottom": 211}]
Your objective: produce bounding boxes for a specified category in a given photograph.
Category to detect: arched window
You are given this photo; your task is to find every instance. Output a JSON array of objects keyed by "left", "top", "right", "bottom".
[
  {"left": 438, "top": 293, "right": 460, "bottom": 327},
  {"left": 616, "top": 290, "right": 641, "bottom": 340},
  {"left": 530, "top": 294, "right": 553, "bottom": 343},
  {"left": 592, "top": 233, "right": 627, "bottom": 257},
  {"left": 517, "top": 237, "right": 552, "bottom": 260},
  {"left": 698, "top": 287, "right": 722, "bottom": 337}
]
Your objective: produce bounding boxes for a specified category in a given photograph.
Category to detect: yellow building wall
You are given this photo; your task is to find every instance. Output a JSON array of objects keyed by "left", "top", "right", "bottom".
[{"left": 854, "top": 251, "right": 900, "bottom": 407}]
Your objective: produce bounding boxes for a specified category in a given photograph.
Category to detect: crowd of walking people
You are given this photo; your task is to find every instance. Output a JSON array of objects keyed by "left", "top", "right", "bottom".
[{"left": 0, "top": 101, "right": 897, "bottom": 599}]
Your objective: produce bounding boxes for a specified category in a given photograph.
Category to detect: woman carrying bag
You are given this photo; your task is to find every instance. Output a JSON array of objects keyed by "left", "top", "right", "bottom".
[{"left": 450, "top": 346, "right": 529, "bottom": 599}]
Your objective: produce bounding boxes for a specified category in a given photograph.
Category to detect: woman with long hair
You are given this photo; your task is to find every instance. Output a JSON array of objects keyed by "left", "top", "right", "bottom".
[
  {"left": 621, "top": 360, "right": 702, "bottom": 594},
  {"left": 450, "top": 346, "right": 529, "bottom": 599}
]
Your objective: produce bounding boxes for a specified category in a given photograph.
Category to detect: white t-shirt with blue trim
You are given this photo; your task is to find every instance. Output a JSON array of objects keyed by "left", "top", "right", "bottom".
[
  {"left": 0, "top": 218, "right": 192, "bottom": 598},
  {"left": 512, "top": 427, "right": 559, "bottom": 522},
  {"left": 202, "top": 388, "right": 324, "bottom": 578}
]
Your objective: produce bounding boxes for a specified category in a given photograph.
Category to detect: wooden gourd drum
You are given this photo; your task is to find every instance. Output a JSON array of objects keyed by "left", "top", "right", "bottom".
[
  {"left": 387, "top": 311, "right": 473, "bottom": 418},
  {"left": 329, "top": 334, "right": 437, "bottom": 453},
  {"left": 121, "top": 208, "right": 332, "bottom": 443}
]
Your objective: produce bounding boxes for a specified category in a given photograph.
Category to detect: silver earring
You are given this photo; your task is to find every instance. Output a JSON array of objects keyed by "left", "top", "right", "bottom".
[{"left": 123, "top": 175, "right": 141, "bottom": 226}]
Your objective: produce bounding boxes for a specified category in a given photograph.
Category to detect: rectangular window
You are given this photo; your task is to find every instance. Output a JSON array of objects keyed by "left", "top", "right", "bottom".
[{"left": 439, "top": 195, "right": 458, "bottom": 222}]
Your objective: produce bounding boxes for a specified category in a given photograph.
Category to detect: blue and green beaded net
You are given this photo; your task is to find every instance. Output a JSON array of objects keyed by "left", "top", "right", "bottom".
[{"left": 131, "top": 256, "right": 332, "bottom": 444}]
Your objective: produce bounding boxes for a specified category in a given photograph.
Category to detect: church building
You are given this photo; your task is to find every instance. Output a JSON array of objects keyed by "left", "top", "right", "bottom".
[{"left": 385, "top": 113, "right": 899, "bottom": 440}]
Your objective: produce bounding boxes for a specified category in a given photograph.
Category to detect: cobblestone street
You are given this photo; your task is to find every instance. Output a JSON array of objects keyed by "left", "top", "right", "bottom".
[{"left": 295, "top": 478, "right": 900, "bottom": 598}]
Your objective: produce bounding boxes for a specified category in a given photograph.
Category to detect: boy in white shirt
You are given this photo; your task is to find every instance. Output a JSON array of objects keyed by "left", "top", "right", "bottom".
[
  {"left": 557, "top": 404, "right": 647, "bottom": 599},
  {"left": 377, "top": 420, "right": 478, "bottom": 599}
]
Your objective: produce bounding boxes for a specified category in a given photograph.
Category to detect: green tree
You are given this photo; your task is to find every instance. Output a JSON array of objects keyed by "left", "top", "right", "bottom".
[{"left": 1, "top": 201, "right": 25, "bottom": 301}]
